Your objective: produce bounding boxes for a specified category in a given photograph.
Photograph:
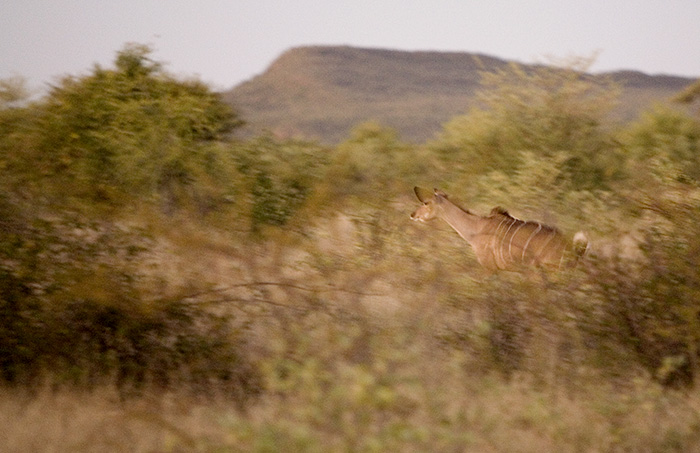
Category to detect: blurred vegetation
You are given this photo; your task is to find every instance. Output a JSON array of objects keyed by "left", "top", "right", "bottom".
[
  {"left": 1, "top": 43, "right": 243, "bottom": 214},
  {"left": 433, "top": 57, "right": 621, "bottom": 189},
  {"left": 2, "top": 43, "right": 700, "bottom": 450},
  {"left": 0, "top": 75, "right": 30, "bottom": 109}
]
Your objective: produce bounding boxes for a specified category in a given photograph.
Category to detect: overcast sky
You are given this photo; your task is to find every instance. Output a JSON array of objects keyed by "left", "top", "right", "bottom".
[{"left": 2, "top": 1, "right": 699, "bottom": 94}]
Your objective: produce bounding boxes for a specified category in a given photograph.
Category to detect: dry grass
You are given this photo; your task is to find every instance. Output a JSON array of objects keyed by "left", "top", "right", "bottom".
[
  {"left": 5, "top": 189, "right": 700, "bottom": 452},
  {"left": 0, "top": 387, "right": 215, "bottom": 452},
  {"left": 3, "top": 371, "right": 700, "bottom": 452},
  {"left": 5, "top": 202, "right": 700, "bottom": 452}
]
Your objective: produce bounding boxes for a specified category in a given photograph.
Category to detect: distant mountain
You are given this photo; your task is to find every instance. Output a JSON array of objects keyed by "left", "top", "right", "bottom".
[{"left": 222, "top": 46, "right": 696, "bottom": 143}]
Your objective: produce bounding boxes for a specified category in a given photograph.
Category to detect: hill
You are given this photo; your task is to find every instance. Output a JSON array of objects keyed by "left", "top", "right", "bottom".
[{"left": 223, "top": 46, "right": 697, "bottom": 143}]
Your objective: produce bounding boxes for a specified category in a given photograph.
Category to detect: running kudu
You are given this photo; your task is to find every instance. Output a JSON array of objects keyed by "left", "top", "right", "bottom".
[{"left": 410, "top": 187, "right": 588, "bottom": 273}]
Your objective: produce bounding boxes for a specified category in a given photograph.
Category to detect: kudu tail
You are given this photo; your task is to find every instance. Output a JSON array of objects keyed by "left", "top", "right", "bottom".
[{"left": 573, "top": 231, "right": 589, "bottom": 258}]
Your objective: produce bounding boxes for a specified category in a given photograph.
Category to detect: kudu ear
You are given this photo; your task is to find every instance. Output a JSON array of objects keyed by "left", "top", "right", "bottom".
[
  {"left": 414, "top": 186, "right": 433, "bottom": 203},
  {"left": 434, "top": 188, "right": 448, "bottom": 198}
]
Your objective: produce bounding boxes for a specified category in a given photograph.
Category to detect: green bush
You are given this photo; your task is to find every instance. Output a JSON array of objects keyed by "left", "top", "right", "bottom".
[
  {"left": 320, "top": 122, "right": 427, "bottom": 204},
  {"left": 584, "top": 194, "right": 700, "bottom": 387},
  {"left": 230, "top": 135, "right": 328, "bottom": 231},
  {"left": 50, "top": 298, "right": 261, "bottom": 401},
  {"left": 622, "top": 106, "right": 700, "bottom": 183},
  {"left": 0, "top": 291, "right": 262, "bottom": 403},
  {"left": 1, "top": 44, "right": 242, "bottom": 214},
  {"left": 0, "top": 192, "right": 260, "bottom": 403},
  {"left": 430, "top": 57, "right": 621, "bottom": 191}
]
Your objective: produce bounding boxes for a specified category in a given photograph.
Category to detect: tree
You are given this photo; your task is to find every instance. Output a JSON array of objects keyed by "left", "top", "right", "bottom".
[
  {"left": 431, "top": 56, "right": 621, "bottom": 191},
  {"left": 323, "top": 122, "right": 419, "bottom": 202},
  {"left": 231, "top": 135, "right": 328, "bottom": 231},
  {"left": 622, "top": 107, "right": 700, "bottom": 184},
  {"left": 3, "top": 43, "right": 243, "bottom": 212}
]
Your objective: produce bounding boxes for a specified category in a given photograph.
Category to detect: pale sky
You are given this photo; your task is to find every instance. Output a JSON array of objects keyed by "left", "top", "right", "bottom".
[{"left": 2, "top": 1, "right": 699, "bottom": 94}]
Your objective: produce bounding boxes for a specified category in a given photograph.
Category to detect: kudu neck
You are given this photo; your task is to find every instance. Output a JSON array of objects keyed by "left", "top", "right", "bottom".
[{"left": 436, "top": 198, "right": 481, "bottom": 241}]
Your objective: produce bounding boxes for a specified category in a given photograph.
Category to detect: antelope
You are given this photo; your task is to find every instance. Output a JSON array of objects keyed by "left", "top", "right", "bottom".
[{"left": 410, "top": 187, "right": 588, "bottom": 273}]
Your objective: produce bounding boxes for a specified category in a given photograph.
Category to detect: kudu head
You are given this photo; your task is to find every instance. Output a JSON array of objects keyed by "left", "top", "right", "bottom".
[{"left": 410, "top": 187, "right": 447, "bottom": 222}]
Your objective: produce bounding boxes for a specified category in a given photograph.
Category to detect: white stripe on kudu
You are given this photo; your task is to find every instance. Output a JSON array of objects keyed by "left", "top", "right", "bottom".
[{"left": 410, "top": 187, "right": 588, "bottom": 273}]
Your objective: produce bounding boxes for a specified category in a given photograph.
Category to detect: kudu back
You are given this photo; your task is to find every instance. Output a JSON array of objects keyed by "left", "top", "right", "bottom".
[{"left": 410, "top": 187, "right": 588, "bottom": 273}]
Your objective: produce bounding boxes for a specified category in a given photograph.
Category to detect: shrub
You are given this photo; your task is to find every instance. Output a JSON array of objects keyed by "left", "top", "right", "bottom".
[
  {"left": 230, "top": 135, "right": 328, "bottom": 231},
  {"left": 584, "top": 194, "right": 700, "bottom": 387},
  {"left": 1, "top": 44, "right": 242, "bottom": 213},
  {"left": 320, "top": 122, "right": 426, "bottom": 204},
  {"left": 430, "top": 57, "right": 621, "bottom": 191},
  {"left": 622, "top": 106, "right": 700, "bottom": 183},
  {"left": 0, "top": 290, "right": 261, "bottom": 404},
  {"left": 0, "top": 194, "right": 261, "bottom": 403}
]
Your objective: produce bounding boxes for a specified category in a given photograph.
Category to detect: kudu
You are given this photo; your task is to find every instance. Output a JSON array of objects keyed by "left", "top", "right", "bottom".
[{"left": 410, "top": 187, "right": 588, "bottom": 273}]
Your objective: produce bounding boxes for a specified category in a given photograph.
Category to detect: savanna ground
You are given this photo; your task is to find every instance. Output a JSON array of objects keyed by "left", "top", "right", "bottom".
[{"left": 2, "top": 45, "right": 700, "bottom": 452}]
